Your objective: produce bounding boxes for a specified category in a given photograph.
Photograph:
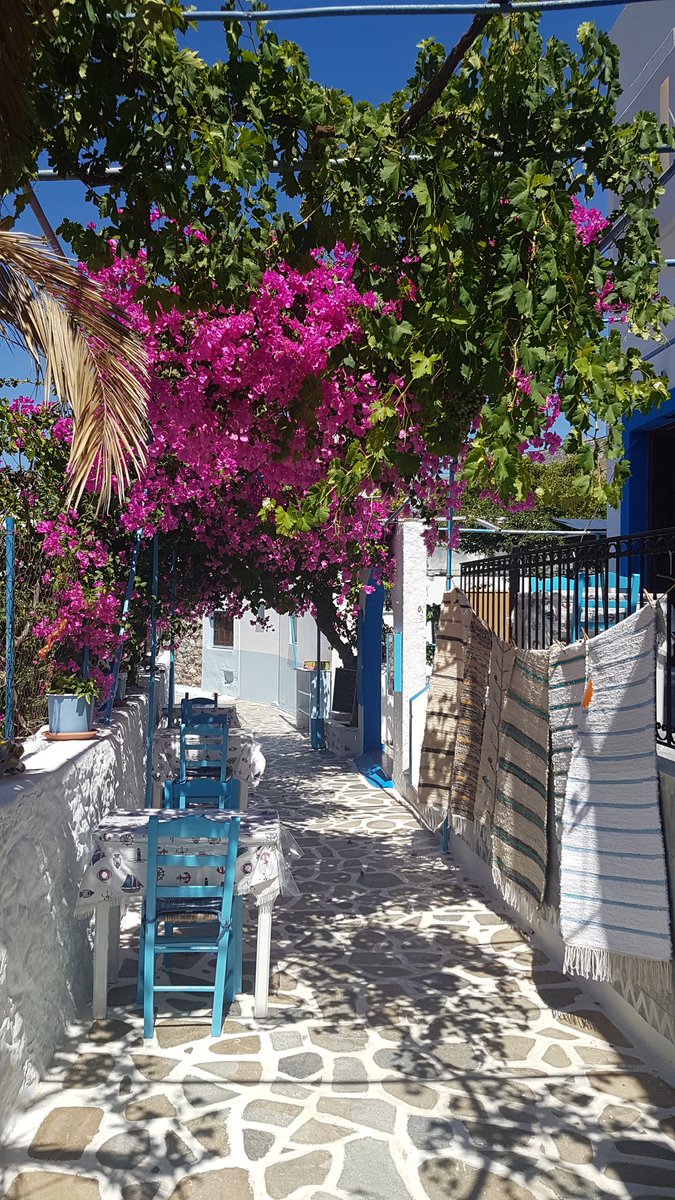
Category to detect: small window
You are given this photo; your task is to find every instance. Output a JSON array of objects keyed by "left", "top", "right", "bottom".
[{"left": 213, "top": 611, "right": 234, "bottom": 648}]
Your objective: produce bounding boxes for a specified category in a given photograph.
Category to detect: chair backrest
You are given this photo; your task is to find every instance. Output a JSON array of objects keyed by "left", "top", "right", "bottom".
[
  {"left": 145, "top": 811, "right": 240, "bottom": 927},
  {"left": 179, "top": 721, "right": 229, "bottom": 782},
  {"left": 163, "top": 776, "right": 240, "bottom": 811},
  {"left": 184, "top": 710, "right": 232, "bottom": 725},
  {"left": 180, "top": 695, "right": 218, "bottom": 722}
]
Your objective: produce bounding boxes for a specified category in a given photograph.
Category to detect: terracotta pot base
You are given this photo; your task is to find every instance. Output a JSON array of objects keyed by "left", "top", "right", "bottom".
[{"left": 45, "top": 729, "right": 99, "bottom": 742}]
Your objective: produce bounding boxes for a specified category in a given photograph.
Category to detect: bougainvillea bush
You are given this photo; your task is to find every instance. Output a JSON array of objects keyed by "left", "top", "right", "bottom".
[
  {"left": 0, "top": 243, "right": 456, "bottom": 728},
  {"left": 4, "top": 9, "right": 675, "bottom": 728},
  {"left": 0, "top": 398, "right": 131, "bottom": 730}
]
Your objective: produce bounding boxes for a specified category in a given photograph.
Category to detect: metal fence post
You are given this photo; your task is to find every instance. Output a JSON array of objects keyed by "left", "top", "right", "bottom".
[
  {"left": 144, "top": 534, "right": 159, "bottom": 807},
  {"left": 167, "top": 546, "right": 177, "bottom": 728},
  {"left": 5, "top": 517, "right": 15, "bottom": 742},
  {"left": 103, "top": 530, "right": 142, "bottom": 726}
]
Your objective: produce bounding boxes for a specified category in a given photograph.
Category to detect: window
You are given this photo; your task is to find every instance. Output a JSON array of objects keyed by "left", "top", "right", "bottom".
[{"left": 213, "top": 611, "right": 234, "bottom": 648}]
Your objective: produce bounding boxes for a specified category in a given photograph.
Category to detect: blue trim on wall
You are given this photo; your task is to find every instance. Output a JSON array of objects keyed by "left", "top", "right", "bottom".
[
  {"left": 393, "top": 631, "right": 403, "bottom": 694},
  {"left": 360, "top": 577, "right": 385, "bottom": 754}
]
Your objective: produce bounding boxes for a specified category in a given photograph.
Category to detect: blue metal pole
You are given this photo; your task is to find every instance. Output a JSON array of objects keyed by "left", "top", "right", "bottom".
[
  {"left": 442, "top": 460, "right": 455, "bottom": 854},
  {"left": 311, "top": 620, "right": 325, "bottom": 749},
  {"left": 167, "top": 546, "right": 177, "bottom": 728},
  {"left": 103, "top": 530, "right": 142, "bottom": 725},
  {"left": 5, "top": 518, "right": 15, "bottom": 742},
  {"left": 144, "top": 534, "right": 159, "bottom": 808}
]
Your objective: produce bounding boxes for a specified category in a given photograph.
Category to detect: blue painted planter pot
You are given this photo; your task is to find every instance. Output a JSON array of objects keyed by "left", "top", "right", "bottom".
[{"left": 47, "top": 694, "right": 94, "bottom": 734}]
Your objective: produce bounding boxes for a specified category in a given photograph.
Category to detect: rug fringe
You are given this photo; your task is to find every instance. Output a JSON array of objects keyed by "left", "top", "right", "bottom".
[
  {"left": 450, "top": 814, "right": 475, "bottom": 844},
  {"left": 563, "top": 943, "right": 673, "bottom": 994},
  {"left": 491, "top": 866, "right": 541, "bottom": 925},
  {"left": 413, "top": 801, "right": 448, "bottom": 833}
]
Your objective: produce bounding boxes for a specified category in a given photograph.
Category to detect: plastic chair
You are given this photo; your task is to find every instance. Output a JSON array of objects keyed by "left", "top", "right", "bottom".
[
  {"left": 163, "top": 777, "right": 240, "bottom": 811},
  {"left": 179, "top": 721, "right": 229, "bottom": 782},
  {"left": 137, "top": 811, "right": 242, "bottom": 1038}
]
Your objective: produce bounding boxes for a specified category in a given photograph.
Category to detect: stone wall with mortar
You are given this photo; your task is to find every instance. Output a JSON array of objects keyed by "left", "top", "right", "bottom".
[
  {"left": 174, "top": 623, "right": 203, "bottom": 688},
  {"left": 0, "top": 675, "right": 165, "bottom": 1136}
]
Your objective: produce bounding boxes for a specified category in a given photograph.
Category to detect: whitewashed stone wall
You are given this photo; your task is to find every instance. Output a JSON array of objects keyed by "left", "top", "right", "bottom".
[{"left": 0, "top": 675, "right": 164, "bottom": 1135}]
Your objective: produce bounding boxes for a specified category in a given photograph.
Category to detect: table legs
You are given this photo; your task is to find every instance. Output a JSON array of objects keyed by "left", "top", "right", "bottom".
[
  {"left": 254, "top": 898, "right": 274, "bottom": 1019},
  {"left": 108, "top": 907, "right": 121, "bottom": 983},
  {"left": 92, "top": 898, "right": 274, "bottom": 1021},
  {"left": 92, "top": 907, "right": 110, "bottom": 1020}
]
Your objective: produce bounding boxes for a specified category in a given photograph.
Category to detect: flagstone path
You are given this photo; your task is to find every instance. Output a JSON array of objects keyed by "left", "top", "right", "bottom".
[{"left": 3, "top": 703, "right": 675, "bottom": 1199}]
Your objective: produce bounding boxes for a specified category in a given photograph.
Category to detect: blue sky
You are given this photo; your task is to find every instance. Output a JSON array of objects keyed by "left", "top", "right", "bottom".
[{"left": 0, "top": 2, "right": 625, "bottom": 390}]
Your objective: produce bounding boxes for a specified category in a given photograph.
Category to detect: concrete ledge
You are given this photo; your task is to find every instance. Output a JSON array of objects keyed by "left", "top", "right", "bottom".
[
  {"left": 0, "top": 672, "right": 165, "bottom": 1136},
  {"left": 326, "top": 717, "right": 362, "bottom": 758}
]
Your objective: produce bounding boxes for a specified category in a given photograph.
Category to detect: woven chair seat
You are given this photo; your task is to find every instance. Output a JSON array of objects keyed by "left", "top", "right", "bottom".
[{"left": 155, "top": 896, "right": 223, "bottom": 923}]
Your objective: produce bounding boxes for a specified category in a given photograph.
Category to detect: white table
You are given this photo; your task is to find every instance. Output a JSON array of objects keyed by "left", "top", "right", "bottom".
[{"left": 76, "top": 807, "right": 300, "bottom": 1020}]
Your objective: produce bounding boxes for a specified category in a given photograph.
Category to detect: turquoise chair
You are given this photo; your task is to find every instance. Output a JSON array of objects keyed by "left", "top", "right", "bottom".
[
  {"left": 163, "top": 776, "right": 240, "bottom": 811},
  {"left": 179, "top": 720, "right": 229, "bottom": 782},
  {"left": 137, "top": 811, "right": 242, "bottom": 1038},
  {"left": 180, "top": 695, "right": 218, "bottom": 722}
]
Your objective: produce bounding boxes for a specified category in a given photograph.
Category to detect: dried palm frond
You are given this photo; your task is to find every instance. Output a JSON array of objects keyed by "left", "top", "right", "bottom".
[{"left": 0, "top": 230, "right": 148, "bottom": 508}]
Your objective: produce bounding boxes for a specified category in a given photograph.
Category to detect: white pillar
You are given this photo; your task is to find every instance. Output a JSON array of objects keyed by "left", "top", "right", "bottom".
[{"left": 392, "top": 519, "right": 428, "bottom": 792}]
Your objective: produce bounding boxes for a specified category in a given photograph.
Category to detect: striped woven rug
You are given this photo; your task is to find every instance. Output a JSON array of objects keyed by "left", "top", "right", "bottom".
[
  {"left": 547, "top": 639, "right": 587, "bottom": 912},
  {"left": 475, "top": 633, "right": 516, "bottom": 849},
  {"left": 560, "top": 604, "right": 672, "bottom": 992},
  {"left": 418, "top": 589, "right": 471, "bottom": 830},
  {"left": 491, "top": 647, "right": 551, "bottom": 919},
  {"left": 449, "top": 612, "right": 491, "bottom": 835}
]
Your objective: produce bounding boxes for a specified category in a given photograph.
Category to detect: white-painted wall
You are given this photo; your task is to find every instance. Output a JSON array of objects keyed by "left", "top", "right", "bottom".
[
  {"left": 392, "top": 520, "right": 428, "bottom": 793},
  {"left": 201, "top": 608, "right": 321, "bottom": 716},
  {"left": 0, "top": 677, "right": 164, "bottom": 1136}
]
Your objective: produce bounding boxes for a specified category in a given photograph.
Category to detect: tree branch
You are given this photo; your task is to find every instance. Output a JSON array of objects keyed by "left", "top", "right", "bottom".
[
  {"left": 398, "top": 10, "right": 495, "bottom": 138},
  {"left": 314, "top": 590, "right": 357, "bottom": 670}
]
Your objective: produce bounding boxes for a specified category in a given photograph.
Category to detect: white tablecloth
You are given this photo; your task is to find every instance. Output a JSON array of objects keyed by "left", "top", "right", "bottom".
[
  {"left": 75, "top": 807, "right": 300, "bottom": 915},
  {"left": 152, "top": 726, "right": 266, "bottom": 789}
]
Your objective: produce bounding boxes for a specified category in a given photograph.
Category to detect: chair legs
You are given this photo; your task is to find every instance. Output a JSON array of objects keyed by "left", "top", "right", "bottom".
[
  {"left": 138, "top": 908, "right": 244, "bottom": 1039},
  {"left": 211, "top": 928, "right": 231, "bottom": 1038},
  {"left": 142, "top": 920, "right": 157, "bottom": 1038}
]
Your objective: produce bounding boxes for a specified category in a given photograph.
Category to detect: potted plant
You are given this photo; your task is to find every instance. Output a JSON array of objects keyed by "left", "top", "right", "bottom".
[{"left": 47, "top": 672, "right": 99, "bottom": 735}]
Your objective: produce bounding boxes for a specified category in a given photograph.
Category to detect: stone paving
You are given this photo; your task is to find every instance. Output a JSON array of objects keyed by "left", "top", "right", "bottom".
[{"left": 3, "top": 704, "right": 675, "bottom": 1199}]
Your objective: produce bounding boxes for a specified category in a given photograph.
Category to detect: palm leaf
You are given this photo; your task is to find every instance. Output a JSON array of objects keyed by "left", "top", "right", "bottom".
[{"left": 0, "top": 230, "right": 148, "bottom": 507}]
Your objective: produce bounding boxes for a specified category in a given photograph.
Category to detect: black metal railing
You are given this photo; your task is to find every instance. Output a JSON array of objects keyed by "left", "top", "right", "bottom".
[{"left": 460, "top": 526, "right": 675, "bottom": 748}]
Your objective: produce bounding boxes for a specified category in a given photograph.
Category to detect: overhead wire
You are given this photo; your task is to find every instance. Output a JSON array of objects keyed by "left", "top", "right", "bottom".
[{"left": 173, "top": 0, "right": 675, "bottom": 22}]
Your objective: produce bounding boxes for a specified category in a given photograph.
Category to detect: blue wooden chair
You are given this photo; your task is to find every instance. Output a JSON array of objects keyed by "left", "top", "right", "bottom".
[
  {"left": 163, "top": 777, "right": 240, "bottom": 811},
  {"left": 180, "top": 695, "right": 218, "bottom": 723},
  {"left": 137, "top": 811, "right": 242, "bottom": 1038},
  {"left": 179, "top": 720, "right": 229, "bottom": 782}
]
